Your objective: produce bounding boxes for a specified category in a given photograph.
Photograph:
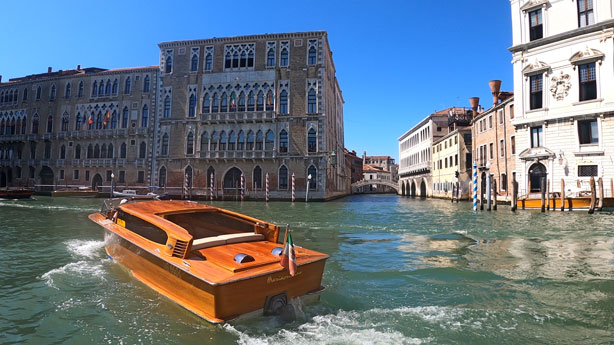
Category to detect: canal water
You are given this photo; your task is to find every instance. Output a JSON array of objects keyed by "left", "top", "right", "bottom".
[{"left": 1, "top": 195, "right": 614, "bottom": 344}]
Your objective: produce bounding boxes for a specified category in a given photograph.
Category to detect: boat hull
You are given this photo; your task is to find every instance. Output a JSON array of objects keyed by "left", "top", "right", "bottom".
[
  {"left": 51, "top": 190, "right": 98, "bottom": 198},
  {"left": 0, "top": 190, "right": 34, "bottom": 199},
  {"left": 103, "top": 228, "right": 326, "bottom": 322},
  {"left": 516, "top": 196, "right": 614, "bottom": 210}
]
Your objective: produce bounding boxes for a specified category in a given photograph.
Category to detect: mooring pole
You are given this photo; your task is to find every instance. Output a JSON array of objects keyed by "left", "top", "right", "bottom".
[
  {"left": 511, "top": 172, "right": 517, "bottom": 212},
  {"left": 492, "top": 179, "right": 497, "bottom": 211},
  {"left": 487, "top": 173, "right": 492, "bottom": 211},
  {"left": 588, "top": 177, "right": 596, "bottom": 214},
  {"left": 560, "top": 179, "right": 565, "bottom": 212},
  {"left": 597, "top": 177, "right": 604, "bottom": 212},
  {"left": 472, "top": 163, "right": 477, "bottom": 212},
  {"left": 540, "top": 177, "right": 546, "bottom": 213},
  {"left": 546, "top": 179, "right": 550, "bottom": 211}
]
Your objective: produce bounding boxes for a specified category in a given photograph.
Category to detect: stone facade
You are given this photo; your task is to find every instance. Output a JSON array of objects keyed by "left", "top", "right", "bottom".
[
  {"left": 510, "top": 0, "right": 614, "bottom": 196},
  {"left": 363, "top": 154, "right": 398, "bottom": 182}
]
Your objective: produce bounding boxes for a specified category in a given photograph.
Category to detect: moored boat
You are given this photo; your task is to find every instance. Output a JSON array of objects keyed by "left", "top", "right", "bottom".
[
  {"left": 516, "top": 193, "right": 614, "bottom": 211},
  {"left": 52, "top": 186, "right": 98, "bottom": 198},
  {"left": 88, "top": 198, "right": 328, "bottom": 322},
  {"left": 0, "top": 188, "right": 34, "bottom": 199}
]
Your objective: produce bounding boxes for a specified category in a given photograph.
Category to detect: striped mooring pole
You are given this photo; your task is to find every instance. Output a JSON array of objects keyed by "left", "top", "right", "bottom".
[
  {"left": 209, "top": 173, "right": 214, "bottom": 201},
  {"left": 472, "top": 163, "right": 478, "bottom": 211},
  {"left": 291, "top": 173, "right": 295, "bottom": 202},
  {"left": 240, "top": 173, "right": 244, "bottom": 202},
  {"left": 265, "top": 173, "right": 270, "bottom": 202},
  {"left": 184, "top": 172, "right": 189, "bottom": 200}
]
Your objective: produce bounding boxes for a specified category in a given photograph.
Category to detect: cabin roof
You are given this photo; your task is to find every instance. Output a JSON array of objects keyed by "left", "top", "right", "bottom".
[{"left": 120, "top": 200, "right": 215, "bottom": 216}]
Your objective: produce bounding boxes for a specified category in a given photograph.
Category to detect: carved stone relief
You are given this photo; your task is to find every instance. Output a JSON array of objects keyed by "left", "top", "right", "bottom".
[{"left": 550, "top": 72, "right": 571, "bottom": 101}]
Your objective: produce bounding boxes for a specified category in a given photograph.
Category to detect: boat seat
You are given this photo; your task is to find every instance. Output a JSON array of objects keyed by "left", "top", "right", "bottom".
[
  {"left": 218, "top": 233, "right": 265, "bottom": 244},
  {"left": 191, "top": 237, "right": 227, "bottom": 250}
]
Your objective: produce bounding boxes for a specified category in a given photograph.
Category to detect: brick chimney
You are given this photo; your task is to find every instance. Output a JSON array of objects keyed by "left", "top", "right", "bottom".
[
  {"left": 48, "top": 67, "right": 52, "bottom": 73},
  {"left": 77, "top": 64, "right": 81, "bottom": 71}
]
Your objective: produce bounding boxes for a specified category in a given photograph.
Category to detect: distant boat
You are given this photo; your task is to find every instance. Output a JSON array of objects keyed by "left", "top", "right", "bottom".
[
  {"left": 51, "top": 186, "right": 98, "bottom": 198},
  {"left": 89, "top": 198, "right": 328, "bottom": 323},
  {"left": 0, "top": 188, "right": 34, "bottom": 200},
  {"left": 113, "top": 190, "right": 163, "bottom": 199}
]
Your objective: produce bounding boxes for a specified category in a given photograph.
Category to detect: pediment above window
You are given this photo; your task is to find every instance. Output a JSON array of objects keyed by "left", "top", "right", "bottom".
[
  {"left": 520, "top": 0, "right": 549, "bottom": 12},
  {"left": 518, "top": 146, "right": 555, "bottom": 161},
  {"left": 570, "top": 47, "right": 604, "bottom": 65},
  {"left": 522, "top": 60, "right": 550, "bottom": 76}
]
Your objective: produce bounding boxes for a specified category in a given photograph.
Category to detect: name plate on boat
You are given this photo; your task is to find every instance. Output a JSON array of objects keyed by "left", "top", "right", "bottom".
[{"left": 117, "top": 218, "right": 126, "bottom": 227}]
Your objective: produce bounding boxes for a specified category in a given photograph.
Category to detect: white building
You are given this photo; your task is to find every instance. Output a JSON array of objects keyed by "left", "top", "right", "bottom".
[
  {"left": 398, "top": 109, "right": 449, "bottom": 197},
  {"left": 510, "top": 0, "right": 614, "bottom": 195}
]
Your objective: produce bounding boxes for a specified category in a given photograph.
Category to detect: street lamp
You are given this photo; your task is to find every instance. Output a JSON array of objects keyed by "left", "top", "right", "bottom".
[
  {"left": 111, "top": 172, "right": 115, "bottom": 197},
  {"left": 485, "top": 161, "right": 492, "bottom": 211},
  {"left": 305, "top": 174, "right": 312, "bottom": 202}
]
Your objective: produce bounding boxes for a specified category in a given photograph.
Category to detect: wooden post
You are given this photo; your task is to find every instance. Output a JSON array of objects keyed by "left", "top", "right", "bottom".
[
  {"left": 560, "top": 179, "right": 565, "bottom": 212},
  {"left": 597, "top": 177, "right": 604, "bottom": 212},
  {"left": 480, "top": 174, "right": 484, "bottom": 211},
  {"left": 588, "top": 176, "right": 596, "bottom": 214},
  {"left": 511, "top": 173, "right": 518, "bottom": 212},
  {"left": 493, "top": 179, "right": 498, "bottom": 211},
  {"left": 577, "top": 179, "right": 581, "bottom": 188},
  {"left": 540, "top": 177, "right": 546, "bottom": 213},
  {"left": 610, "top": 178, "right": 613, "bottom": 198},
  {"left": 451, "top": 184, "right": 455, "bottom": 203},
  {"left": 546, "top": 179, "right": 550, "bottom": 211}
]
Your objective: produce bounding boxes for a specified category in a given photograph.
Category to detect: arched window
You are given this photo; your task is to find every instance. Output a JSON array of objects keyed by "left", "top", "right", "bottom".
[
  {"left": 0, "top": 119, "right": 5, "bottom": 135},
  {"left": 233, "top": 52, "right": 240, "bottom": 68},
  {"left": 253, "top": 166, "right": 262, "bottom": 189},
  {"left": 265, "top": 130, "right": 274, "bottom": 150},
  {"left": 186, "top": 132, "right": 194, "bottom": 155},
  {"left": 96, "top": 112, "right": 103, "bottom": 129},
  {"left": 50, "top": 84, "right": 56, "bottom": 100},
  {"left": 202, "top": 93, "right": 210, "bottom": 113},
  {"left": 36, "top": 86, "right": 42, "bottom": 100},
  {"left": 308, "top": 46, "right": 317, "bottom": 65},
  {"left": 105, "top": 80, "right": 111, "bottom": 95},
  {"left": 255, "top": 130, "right": 263, "bottom": 150},
  {"left": 212, "top": 93, "right": 219, "bottom": 113},
  {"left": 112, "top": 79, "right": 118, "bottom": 94},
  {"left": 191, "top": 54, "right": 198, "bottom": 71},
  {"left": 158, "top": 166, "right": 167, "bottom": 187},
  {"left": 308, "top": 89, "right": 317, "bottom": 113},
  {"left": 280, "top": 48, "right": 289, "bottom": 66},
  {"left": 107, "top": 143, "right": 113, "bottom": 158},
  {"left": 205, "top": 54, "right": 212, "bottom": 70},
  {"left": 161, "top": 133, "right": 169, "bottom": 155},
  {"left": 219, "top": 131, "right": 227, "bottom": 151},
  {"left": 165, "top": 55, "right": 173, "bottom": 73},
  {"left": 32, "top": 114, "right": 39, "bottom": 134},
  {"left": 46, "top": 115, "right": 53, "bottom": 133},
  {"left": 164, "top": 96, "right": 171, "bottom": 118},
  {"left": 207, "top": 166, "right": 215, "bottom": 187},
  {"left": 88, "top": 112, "right": 95, "bottom": 130},
  {"left": 308, "top": 128, "right": 317, "bottom": 152},
  {"left": 278, "top": 165, "right": 288, "bottom": 190},
  {"left": 141, "top": 105, "right": 149, "bottom": 127},
  {"left": 15, "top": 118, "right": 21, "bottom": 135},
  {"left": 225, "top": 52, "right": 232, "bottom": 69},
  {"left": 256, "top": 91, "right": 264, "bottom": 111},
  {"left": 308, "top": 165, "right": 317, "bottom": 190},
  {"left": 78, "top": 81, "right": 83, "bottom": 98},
  {"left": 211, "top": 131, "right": 218, "bottom": 151},
  {"left": 10, "top": 118, "right": 15, "bottom": 134},
  {"left": 237, "top": 130, "right": 245, "bottom": 150},
  {"left": 239, "top": 51, "right": 246, "bottom": 68},
  {"left": 94, "top": 144, "right": 100, "bottom": 158},
  {"left": 200, "top": 132, "right": 209, "bottom": 152},
  {"left": 111, "top": 111, "right": 118, "bottom": 129},
  {"left": 87, "top": 144, "right": 93, "bottom": 158},
  {"left": 65, "top": 83, "right": 71, "bottom": 99},
  {"left": 238, "top": 92, "right": 245, "bottom": 112},
  {"left": 246, "top": 130, "right": 254, "bottom": 150},
  {"left": 122, "top": 107, "right": 129, "bottom": 128},
  {"left": 267, "top": 49, "right": 275, "bottom": 67},
  {"left": 75, "top": 144, "right": 81, "bottom": 159},
  {"left": 139, "top": 142, "right": 146, "bottom": 158},
  {"left": 23, "top": 87, "right": 28, "bottom": 101},
  {"left": 247, "top": 91, "right": 254, "bottom": 111},
  {"left": 188, "top": 94, "right": 196, "bottom": 117},
  {"left": 248, "top": 51, "right": 254, "bottom": 67},
  {"left": 120, "top": 142, "right": 127, "bottom": 158},
  {"left": 61, "top": 113, "right": 69, "bottom": 131},
  {"left": 220, "top": 92, "right": 228, "bottom": 112},
  {"left": 75, "top": 113, "right": 82, "bottom": 131},
  {"left": 101, "top": 144, "right": 107, "bottom": 158},
  {"left": 21, "top": 117, "right": 26, "bottom": 134},
  {"left": 279, "top": 90, "right": 288, "bottom": 114},
  {"left": 279, "top": 129, "right": 288, "bottom": 153},
  {"left": 228, "top": 131, "right": 236, "bottom": 150},
  {"left": 44, "top": 142, "right": 51, "bottom": 159},
  {"left": 266, "top": 90, "right": 273, "bottom": 111},
  {"left": 124, "top": 77, "right": 131, "bottom": 94},
  {"left": 143, "top": 75, "right": 150, "bottom": 92}
]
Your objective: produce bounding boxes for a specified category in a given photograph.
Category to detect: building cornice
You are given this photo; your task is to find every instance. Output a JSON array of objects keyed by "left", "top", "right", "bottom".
[
  {"left": 509, "top": 19, "right": 614, "bottom": 53},
  {"left": 472, "top": 96, "right": 514, "bottom": 122},
  {"left": 158, "top": 31, "right": 327, "bottom": 49}
]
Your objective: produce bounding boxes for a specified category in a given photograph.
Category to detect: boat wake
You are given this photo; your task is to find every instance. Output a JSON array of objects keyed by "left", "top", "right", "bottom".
[
  {"left": 0, "top": 201, "right": 99, "bottom": 212},
  {"left": 41, "top": 239, "right": 108, "bottom": 289}
]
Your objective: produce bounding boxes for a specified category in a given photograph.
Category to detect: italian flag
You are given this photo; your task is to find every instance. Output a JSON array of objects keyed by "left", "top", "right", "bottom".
[
  {"left": 280, "top": 229, "right": 297, "bottom": 276},
  {"left": 230, "top": 92, "right": 236, "bottom": 108}
]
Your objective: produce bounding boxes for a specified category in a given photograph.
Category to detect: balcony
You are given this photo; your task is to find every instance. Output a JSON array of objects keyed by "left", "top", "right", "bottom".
[
  {"left": 115, "top": 158, "right": 126, "bottom": 166},
  {"left": 136, "top": 128, "right": 147, "bottom": 135},
  {"left": 0, "top": 134, "right": 26, "bottom": 143},
  {"left": 200, "top": 111, "right": 275, "bottom": 124},
  {"left": 198, "top": 150, "right": 275, "bottom": 159},
  {"left": 43, "top": 133, "right": 53, "bottom": 140},
  {"left": 57, "top": 132, "right": 66, "bottom": 139},
  {"left": 135, "top": 159, "right": 145, "bottom": 167},
  {"left": 72, "top": 159, "right": 81, "bottom": 166},
  {"left": 28, "top": 159, "right": 37, "bottom": 166},
  {"left": 56, "top": 159, "right": 65, "bottom": 167},
  {"left": 27, "top": 134, "right": 39, "bottom": 141},
  {"left": 40, "top": 159, "right": 51, "bottom": 166}
]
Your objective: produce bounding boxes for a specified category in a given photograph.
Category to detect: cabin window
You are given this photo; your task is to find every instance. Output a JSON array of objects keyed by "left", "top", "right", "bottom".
[{"left": 117, "top": 211, "right": 168, "bottom": 245}]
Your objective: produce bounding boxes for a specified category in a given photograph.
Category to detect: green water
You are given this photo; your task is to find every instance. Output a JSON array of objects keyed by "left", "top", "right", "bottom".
[{"left": 1, "top": 195, "right": 614, "bottom": 344}]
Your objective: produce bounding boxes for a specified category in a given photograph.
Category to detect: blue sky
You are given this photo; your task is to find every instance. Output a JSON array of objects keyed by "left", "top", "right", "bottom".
[{"left": 0, "top": 0, "right": 513, "bottom": 161}]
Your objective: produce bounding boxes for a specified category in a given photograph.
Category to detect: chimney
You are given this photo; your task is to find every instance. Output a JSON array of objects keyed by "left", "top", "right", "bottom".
[
  {"left": 77, "top": 64, "right": 81, "bottom": 71},
  {"left": 489, "top": 80, "right": 502, "bottom": 105},
  {"left": 47, "top": 67, "right": 52, "bottom": 73},
  {"left": 0, "top": 75, "right": 2, "bottom": 83},
  {"left": 469, "top": 97, "right": 480, "bottom": 118}
]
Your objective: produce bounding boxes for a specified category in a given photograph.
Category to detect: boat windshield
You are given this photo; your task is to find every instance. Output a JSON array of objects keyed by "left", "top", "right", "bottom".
[{"left": 165, "top": 211, "right": 256, "bottom": 239}]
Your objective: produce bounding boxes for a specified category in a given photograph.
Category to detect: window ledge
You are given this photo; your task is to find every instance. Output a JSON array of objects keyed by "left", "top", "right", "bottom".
[
  {"left": 525, "top": 107, "right": 548, "bottom": 114},
  {"left": 573, "top": 150, "right": 604, "bottom": 156},
  {"left": 572, "top": 98, "right": 603, "bottom": 106}
]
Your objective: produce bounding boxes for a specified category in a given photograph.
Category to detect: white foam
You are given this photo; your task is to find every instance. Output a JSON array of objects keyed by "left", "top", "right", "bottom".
[
  {"left": 66, "top": 239, "right": 106, "bottom": 259},
  {"left": 41, "top": 260, "right": 106, "bottom": 289}
]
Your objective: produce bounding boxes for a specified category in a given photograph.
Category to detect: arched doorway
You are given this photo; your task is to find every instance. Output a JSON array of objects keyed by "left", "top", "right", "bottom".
[
  {"left": 420, "top": 181, "right": 427, "bottom": 197},
  {"left": 528, "top": 162, "right": 547, "bottom": 193},
  {"left": 0, "top": 171, "right": 6, "bottom": 187},
  {"left": 39, "top": 166, "right": 54, "bottom": 191},
  {"left": 410, "top": 181, "right": 416, "bottom": 197},
  {"left": 223, "top": 167, "right": 242, "bottom": 198},
  {"left": 401, "top": 182, "right": 406, "bottom": 196},
  {"left": 91, "top": 173, "right": 103, "bottom": 191}
]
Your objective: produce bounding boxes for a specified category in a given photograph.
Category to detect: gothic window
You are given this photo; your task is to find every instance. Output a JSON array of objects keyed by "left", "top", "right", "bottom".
[
  {"left": 253, "top": 166, "right": 262, "bottom": 189},
  {"left": 238, "top": 91, "right": 246, "bottom": 112},
  {"left": 228, "top": 131, "right": 236, "bottom": 150},
  {"left": 280, "top": 48, "right": 289, "bottom": 66},
  {"left": 279, "top": 129, "right": 288, "bottom": 153},
  {"left": 248, "top": 50, "right": 254, "bottom": 67},
  {"left": 225, "top": 53, "right": 232, "bottom": 69},
  {"left": 78, "top": 81, "right": 83, "bottom": 98},
  {"left": 278, "top": 165, "right": 288, "bottom": 190},
  {"left": 36, "top": 86, "right": 41, "bottom": 100},
  {"left": 21, "top": 117, "right": 26, "bottom": 134},
  {"left": 74, "top": 113, "right": 81, "bottom": 131},
  {"left": 111, "top": 111, "right": 118, "bottom": 129},
  {"left": 120, "top": 142, "right": 127, "bottom": 158},
  {"left": 165, "top": 54, "right": 173, "bottom": 73},
  {"left": 108, "top": 143, "right": 114, "bottom": 158},
  {"left": 61, "top": 113, "right": 69, "bottom": 131},
  {"left": 308, "top": 89, "right": 317, "bottom": 113},
  {"left": 265, "top": 130, "right": 274, "bottom": 150},
  {"left": 308, "top": 128, "right": 317, "bottom": 152},
  {"left": 246, "top": 130, "right": 254, "bottom": 150},
  {"left": 188, "top": 94, "right": 196, "bottom": 117},
  {"left": 164, "top": 96, "right": 171, "bottom": 118},
  {"left": 50, "top": 84, "right": 56, "bottom": 100},
  {"left": 139, "top": 142, "right": 146, "bottom": 159},
  {"left": 143, "top": 75, "right": 150, "bottom": 92},
  {"left": 579, "top": 63, "right": 597, "bottom": 101},
  {"left": 211, "top": 131, "right": 218, "bottom": 151},
  {"left": 237, "top": 130, "right": 245, "bottom": 150},
  {"left": 256, "top": 91, "right": 264, "bottom": 111},
  {"left": 204, "top": 53, "right": 213, "bottom": 71},
  {"left": 212, "top": 93, "right": 219, "bottom": 113},
  {"left": 112, "top": 79, "right": 118, "bottom": 94},
  {"left": 23, "top": 87, "right": 28, "bottom": 101},
  {"left": 46, "top": 115, "right": 53, "bottom": 133},
  {"left": 122, "top": 107, "right": 129, "bottom": 128},
  {"left": 219, "top": 131, "right": 227, "bottom": 150},
  {"left": 267, "top": 49, "right": 275, "bottom": 66},
  {"left": 247, "top": 91, "right": 255, "bottom": 111},
  {"left": 308, "top": 47, "right": 317, "bottom": 65},
  {"left": 105, "top": 80, "right": 111, "bottom": 95},
  {"left": 191, "top": 54, "right": 198, "bottom": 71},
  {"left": 124, "top": 77, "right": 131, "bottom": 94},
  {"left": 239, "top": 51, "right": 245, "bottom": 68},
  {"left": 308, "top": 165, "right": 317, "bottom": 190},
  {"left": 75, "top": 144, "right": 81, "bottom": 159},
  {"left": 186, "top": 132, "right": 194, "bottom": 154},
  {"left": 201, "top": 132, "right": 209, "bottom": 152},
  {"left": 88, "top": 112, "right": 95, "bottom": 130},
  {"left": 159, "top": 166, "right": 167, "bottom": 187},
  {"left": 161, "top": 133, "right": 169, "bottom": 156},
  {"left": 202, "top": 93, "right": 210, "bottom": 113},
  {"left": 31, "top": 114, "right": 39, "bottom": 134},
  {"left": 141, "top": 105, "right": 149, "bottom": 127},
  {"left": 255, "top": 130, "right": 263, "bottom": 150},
  {"left": 224, "top": 44, "right": 255, "bottom": 70},
  {"left": 279, "top": 90, "right": 288, "bottom": 114},
  {"left": 266, "top": 90, "right": 273, "bottom": 111},
  {"left": 96, "top": 112, "right": 103, "bottom": 129},
  {"left": 65, "top": 83, "right": 71, "bottom": 99},
  {"left": 44, "top": 142, "right": 51, "bottom": 159},
  {"left": 94, "top": 144, "right": 100, "bottom": 158},
  {"left": 101, "top": 144, "right": 107, "bottom": 158},
  {"left": 220, "top": 92, "right": 228, "bottom": 112}
]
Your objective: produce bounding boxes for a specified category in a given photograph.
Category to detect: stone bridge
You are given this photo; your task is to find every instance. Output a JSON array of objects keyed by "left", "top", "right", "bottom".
[{"left": 351, "top": 179, "right": 399, "bottom": 193}]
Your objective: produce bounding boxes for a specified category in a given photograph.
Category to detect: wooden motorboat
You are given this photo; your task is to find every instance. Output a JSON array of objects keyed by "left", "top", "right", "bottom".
[
  {"left": 517, "top": 193, "right": 614, "bottom": 211},
  {"left": 88, "top": 199, "right": 328, "bottom": 323},
  {"left": 52, "top": 186, "right": 98, "bottom": 198},
  {"left": 113, "top": 190, "right": 161, "bottom": 198},
  {"left": 0, "top": 188, "right": 34, "bottom": 199}
]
